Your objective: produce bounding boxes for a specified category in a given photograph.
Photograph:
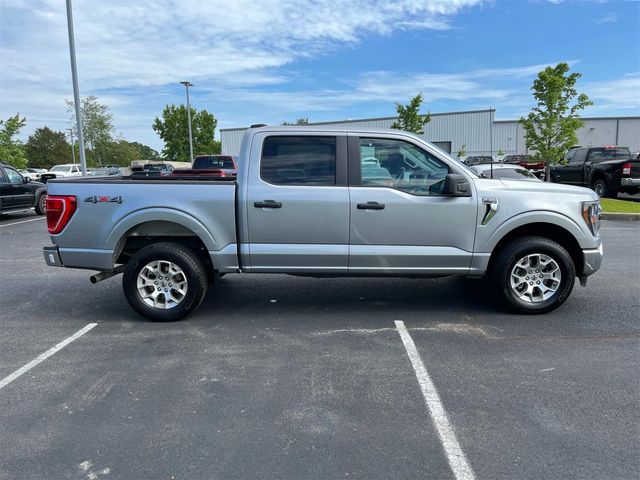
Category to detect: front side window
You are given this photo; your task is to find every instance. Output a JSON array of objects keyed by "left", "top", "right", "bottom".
[
  {"left": 359, "top": 138, "right": 449, "bottom": 195},
  {"left": 571, "top": 149, "right": 588, "bottom": 164},
  {"left": 261, "top": 136, "right": 336, "bottom": 185},
  {"left": 5, "top": 167, "right": 23, "bottom": 185}
]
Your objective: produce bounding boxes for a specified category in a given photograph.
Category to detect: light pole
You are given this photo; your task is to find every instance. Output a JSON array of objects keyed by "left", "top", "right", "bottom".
[
  {"left": 68, "top": 128, "right": 76, "bottom": 164},
  {"left": 180, "top": 81, "right": 194, "bottom": 164},
  {"left": 65, "top": 0, "right": 87, "bottom": 175}
]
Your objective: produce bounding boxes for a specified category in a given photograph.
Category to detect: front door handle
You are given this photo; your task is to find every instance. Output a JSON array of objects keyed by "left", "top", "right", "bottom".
[
  {"left": 357, "top": 201, "right": 385, "bottom": 210},
  {"left": 254, "top": 200, "right": 282, "bottom": 209}
]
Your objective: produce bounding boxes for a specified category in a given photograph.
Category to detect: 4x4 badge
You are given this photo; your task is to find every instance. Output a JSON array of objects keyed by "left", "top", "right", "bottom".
[{"left": 84, "top": 195, "right": 122, "bottom": 204}]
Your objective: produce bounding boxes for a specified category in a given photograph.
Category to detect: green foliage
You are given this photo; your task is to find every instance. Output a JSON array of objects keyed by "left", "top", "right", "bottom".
[
  {"left": 153, "top": 105, "right": 220, "bottom": 161},
  {"left": 282, "top": 117, "right": 309, "bottom": 125},
  {"left": 519, "top": 63, "right": 592, "bottom": 166},
  {"left": 128, "top": 141, "right": 161, "bottom": 160},
  {"left": 456, "top": 144, "right": 467, "bottom": 158},
  {"left": 66, "top": 95, "right": 114, "bottom": 152},
  {"left": 0, "top": 114, "right": 28, "bottom": 169},
  {"left": 497, "top": 149, "right": 505, "bottom": 156},
  {"left": 25, "top": 127, "right": 71, "bottom": 169},
  {"left": 391, "top": 93, "right": 431, "bottom": 135}
]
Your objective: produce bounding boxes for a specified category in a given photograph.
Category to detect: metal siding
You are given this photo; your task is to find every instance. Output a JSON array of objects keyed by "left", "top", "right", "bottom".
[
  {"left": 221, "top": 113, "right": 639, "bottom": 157},
  {"left": 616, "top": 118, "right": 640, "bottom": 152},
  {"left": 220, "top": 129, "right": 245, "bottom": 156}
]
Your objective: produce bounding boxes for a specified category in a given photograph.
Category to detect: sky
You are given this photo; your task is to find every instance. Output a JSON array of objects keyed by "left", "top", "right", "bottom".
[{"left": 1, "top": 0, "right": 639, "bottom": 152}]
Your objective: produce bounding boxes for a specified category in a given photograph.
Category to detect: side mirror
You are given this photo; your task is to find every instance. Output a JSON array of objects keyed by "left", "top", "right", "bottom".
[
  {"left": 24, "top": 176, "right": 31, "bottom": 183},
  {"left": 443, "top": 173, "right": 471, "bottom": 197}
]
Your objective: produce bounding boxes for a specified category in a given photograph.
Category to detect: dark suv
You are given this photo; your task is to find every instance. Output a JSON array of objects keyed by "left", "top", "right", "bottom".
[{"left": 0, "top": 163, "right": 47, "bottom": 214}]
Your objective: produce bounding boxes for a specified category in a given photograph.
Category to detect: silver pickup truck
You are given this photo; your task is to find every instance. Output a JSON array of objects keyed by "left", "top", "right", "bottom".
[{"left": 43, "top": 126, "right": 603, "bottom": 321}]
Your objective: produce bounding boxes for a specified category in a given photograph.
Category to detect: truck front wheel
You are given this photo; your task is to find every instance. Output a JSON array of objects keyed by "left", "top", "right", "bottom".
[
  {"left": 491, "top": 236, "right": 575, "bottom": 314},
  {"left": 122, "top": 242, "right": 208, "bottom": 321}
]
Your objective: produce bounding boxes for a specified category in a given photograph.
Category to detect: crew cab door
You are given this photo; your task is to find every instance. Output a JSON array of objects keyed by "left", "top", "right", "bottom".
[
  {"left": 348, "top": 134, "right": 477, "bottom": 274},
  {"left": 0, "top": 166, "right": 33, "bottom": 210},
  {"left": 245, "top": 133, "right": 349, "bottom": 273},
  {"left": 556, "top": 148, "right": 587, "bottom": 185}
]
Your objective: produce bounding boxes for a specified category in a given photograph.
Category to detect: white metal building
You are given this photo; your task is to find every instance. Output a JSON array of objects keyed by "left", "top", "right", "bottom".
[{"left": 220, "top": 109, "right": 640, "bottom": 157}]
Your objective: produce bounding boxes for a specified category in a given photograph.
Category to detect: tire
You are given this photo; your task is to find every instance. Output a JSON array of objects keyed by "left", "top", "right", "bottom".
[
  {"left": 122, "top": 242, "right": 208, "bottom": 321},
  {"left": 591, "top": 178, "right": 617, "bottom": 198},
  {"left": 35, "top": 193, "right": 47, "bottom": 215},
  {"left": 491, "top": 236, "right": 575, "bottom": 314}
]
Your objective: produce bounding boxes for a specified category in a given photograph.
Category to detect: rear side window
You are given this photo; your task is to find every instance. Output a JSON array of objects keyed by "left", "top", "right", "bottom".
[
  {"left": 588, "top": 148, "right": 631, "bottom": 162},
  {"left": 261, "top": 136, "right": 336, "bottom": 185}
]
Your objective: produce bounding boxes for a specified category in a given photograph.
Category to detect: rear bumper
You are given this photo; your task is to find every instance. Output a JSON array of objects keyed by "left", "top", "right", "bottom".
[
  {"left": 43, "top": 245, "right": 114, "bottom": 270},
  {"left": 621, "top": 177, "right": 640, "bottom": 187},
  {"left": 43, "top": 246, "right": 63, "bottom": 267},
  {"left": 582, "top": 243, "right": 603, "bottom": 277}
]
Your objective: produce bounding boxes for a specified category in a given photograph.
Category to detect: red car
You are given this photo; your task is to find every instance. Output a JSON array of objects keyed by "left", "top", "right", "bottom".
[{"left": 172, "top": 155, "right": 237, "bottom": 178}]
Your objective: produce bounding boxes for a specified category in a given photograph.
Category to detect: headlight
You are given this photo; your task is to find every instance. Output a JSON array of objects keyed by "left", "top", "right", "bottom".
[{"left": 582, "top": 201, "right": 602, "bottom": 235}]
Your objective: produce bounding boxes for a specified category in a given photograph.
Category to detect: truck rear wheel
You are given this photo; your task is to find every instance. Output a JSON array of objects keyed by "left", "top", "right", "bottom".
[
  {"left": 122, "top": 242, "right": 208, "bottom": 321},
  {"left": 491, "top": 236, "right": 575, "bottom": 314}
]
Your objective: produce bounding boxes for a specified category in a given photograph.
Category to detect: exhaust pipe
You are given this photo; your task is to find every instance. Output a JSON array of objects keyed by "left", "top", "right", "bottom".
[{"left": 90, "top": 265, "right": 126, "bottom": 284}]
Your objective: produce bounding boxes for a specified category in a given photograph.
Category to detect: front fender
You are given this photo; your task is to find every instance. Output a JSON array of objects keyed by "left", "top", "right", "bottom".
[{"left": 481, "top": 210, "right": 593, "bottom": 251}]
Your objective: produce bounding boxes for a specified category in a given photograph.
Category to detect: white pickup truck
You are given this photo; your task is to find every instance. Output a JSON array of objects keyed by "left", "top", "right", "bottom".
[{"left": 43, "top": 126, "right": 603, "bottom": 321}]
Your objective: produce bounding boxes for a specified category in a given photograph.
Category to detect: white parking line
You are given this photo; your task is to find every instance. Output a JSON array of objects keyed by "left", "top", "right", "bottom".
[
  {"left": 0, "top": 323, "right": 97, "bottom": 391},
  {"left": 0, "top": 217, "right": 45, "bottom": 228},
  {"left": 395, "top": 320, "right": 476, "bottom": 480}
]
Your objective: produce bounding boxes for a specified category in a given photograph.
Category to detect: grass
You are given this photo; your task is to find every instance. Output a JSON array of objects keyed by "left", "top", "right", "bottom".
[{"left": 600, "top": 198, "right": 640, "bottom": 214}]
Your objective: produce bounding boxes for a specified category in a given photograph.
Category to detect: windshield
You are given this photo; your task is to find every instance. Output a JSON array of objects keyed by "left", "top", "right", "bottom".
[
  {"left": 193, "top": 156, "right": 235, "bottom": 169},
  {"left": 50, "top": 165, "right": 69, "bottom": 172}
]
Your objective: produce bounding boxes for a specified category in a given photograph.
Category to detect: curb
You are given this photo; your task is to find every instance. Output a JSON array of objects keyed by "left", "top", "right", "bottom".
[{"left": 601, "top": 212, "right": 640, "bottom": 221}]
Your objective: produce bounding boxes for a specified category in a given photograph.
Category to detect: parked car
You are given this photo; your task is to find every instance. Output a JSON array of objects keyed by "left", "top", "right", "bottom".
[
  {"left": 464, "top": 155, "right": 494, "bottom": 166},
  {"left": 131, "top": 163, "right": 174, "bottom": 177},
  {"left": 20, "top": 169, "right": 40, "bottom": 181},
  {"left": 89, "top": 167, "right": 120, "bottom": 176},
  {"left": 550, "top": 146, "right": 640, "bottom": 197},
  {"left": 48, "top": 164, "right": 83, "bottom": 177},
  {"left": 172, "top": 155, "right": 238, "bottom": 177},
  {"left": 469, "top": 163, "right": 541, "bottom": 181},
  {"left": 1, "top": 163, "right": 47, "bottom": 215},
  {"left": 43, "top": 126, "right": 603, "bottom": 321},
  {"left": 502, "top": 154, "right": 545, "bottom": 178}
]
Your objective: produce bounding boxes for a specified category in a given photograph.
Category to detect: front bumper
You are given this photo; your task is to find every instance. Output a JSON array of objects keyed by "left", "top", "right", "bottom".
[
  {"left": 43, "top": 246, "right": 63, "bottom": 267},
  {"left": 621, "top": 177, "right": 640, "bottom": 187},
  {"left": 582, "top": 242, "right": 603, "bottom": 276}
]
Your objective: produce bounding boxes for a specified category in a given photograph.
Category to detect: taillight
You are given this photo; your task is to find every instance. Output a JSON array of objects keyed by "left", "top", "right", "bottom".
[
  {"left": 46, "top": 195, "right": 77, "bottom": 234},
  {"left": 622, "top": 162, "right": 632, "bottom": 176}
]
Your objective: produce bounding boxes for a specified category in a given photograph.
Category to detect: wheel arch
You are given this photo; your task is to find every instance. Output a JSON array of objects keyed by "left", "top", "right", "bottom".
[
  {"left": 107, "top": 209, "right": 220, "bottom": 274},
  {"left": 487, "top": 222, "right": 584, "bottom": 276}
]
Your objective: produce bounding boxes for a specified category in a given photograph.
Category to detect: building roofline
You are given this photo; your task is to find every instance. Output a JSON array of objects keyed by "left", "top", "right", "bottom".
[{"left": 221, "top": 111, "right": 640, "bottom": 132}]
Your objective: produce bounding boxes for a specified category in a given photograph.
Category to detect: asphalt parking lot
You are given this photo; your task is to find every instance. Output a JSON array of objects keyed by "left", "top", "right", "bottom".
[{"left": 1, "top": 212, "right": 638, "bottom": 480}]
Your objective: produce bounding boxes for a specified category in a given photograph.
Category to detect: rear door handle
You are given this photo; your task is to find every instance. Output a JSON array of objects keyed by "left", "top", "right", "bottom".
[
  {"left": 254, "top": 200, "right": 282, "bottom": 209},
  {"left": 357, "top": 201, "right": 385, "bottom": 210}
]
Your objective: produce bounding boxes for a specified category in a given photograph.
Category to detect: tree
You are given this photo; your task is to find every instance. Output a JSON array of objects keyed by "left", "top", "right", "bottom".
[
  {"left": 153, "top": 105, "right": 220, "bottom": 161},
  {"left": 25, "top": 127, "right": 71, "bottom": 169},
  {"left": 391, "top": 93, "right": 431, "bottom": 135},
  {"left": 282, "top": 117, "right": 309, "bottom": 125},
  {"left": 128, "top": 141, "right": 161, "bottom": 160},
  {"left": 0, "top": 114, "right": 28, "bottom": 169},
  {"left": 456, "top": 144, "right": 467, "bottom": 159},
  {"left": 519, "top": 63, "right": 592, "bottom": 179},
  {"left": 66, "top": 95, "right": 114, "bottom": 165}
]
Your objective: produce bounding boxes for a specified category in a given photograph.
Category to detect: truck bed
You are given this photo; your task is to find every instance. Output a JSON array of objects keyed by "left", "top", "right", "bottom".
[{"left": 49, "top": 175, "right": 235, "bottom": 184}]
